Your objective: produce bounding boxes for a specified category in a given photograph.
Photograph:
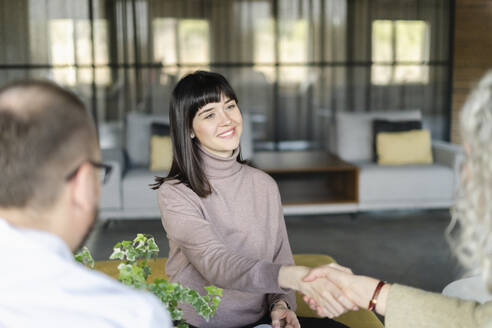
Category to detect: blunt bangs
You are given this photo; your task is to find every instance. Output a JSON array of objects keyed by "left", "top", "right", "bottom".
[{"left": 178, "top": 71, "right": 238, "bottom": 121}]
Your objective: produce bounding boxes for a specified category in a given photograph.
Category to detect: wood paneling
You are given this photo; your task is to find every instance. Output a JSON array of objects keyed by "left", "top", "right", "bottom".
[{"left": 451, "top": 1, "right": 492, "bottom": 143}]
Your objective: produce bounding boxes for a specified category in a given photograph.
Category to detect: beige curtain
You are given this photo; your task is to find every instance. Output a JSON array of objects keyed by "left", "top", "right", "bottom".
[{"left": 0, "top": 0, "right": 452, "bottom": 150}]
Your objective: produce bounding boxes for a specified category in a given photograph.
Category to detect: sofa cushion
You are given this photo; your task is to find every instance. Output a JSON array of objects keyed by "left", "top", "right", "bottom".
[
  {"left": 377, "top": 130, "right": 433, "bottom": 165},
  {"left": 336, "top": 110, "right": 422, "bottom": 162},
  {"left": 122, "top": 169, "right": 168, "bottom": 210},
  {"left": 357, "top": 162, "right": 454, "bottom": 203},
  {"left": 126, "top": 112, "right": 169, "bottom": 167},
  {"left": 150, "top": 136, "right": 173, "bottom": 171},
  {"left": 372, "top": 119, "right": 422, "bottom": 161}
]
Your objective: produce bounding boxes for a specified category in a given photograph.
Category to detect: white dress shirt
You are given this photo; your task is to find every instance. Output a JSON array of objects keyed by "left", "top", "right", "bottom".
[{"left": 0, "top": 218, "right": 172, "bottom": 328}]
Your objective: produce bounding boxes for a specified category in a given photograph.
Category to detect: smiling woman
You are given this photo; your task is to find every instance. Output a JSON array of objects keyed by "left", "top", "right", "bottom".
[
  {"left": 150, "top": 71, "right": 352, "bottom": 328},
  {"left": 151, "top": 71, "right": 246, "bottom": 198}
]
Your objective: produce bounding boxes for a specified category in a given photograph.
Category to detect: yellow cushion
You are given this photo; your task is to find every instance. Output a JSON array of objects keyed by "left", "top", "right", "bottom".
[
  {"left": 150, "top": 135, "right": 173, "bottom": 171},
  {"left": 376, "top": 129, "right": 433, "bottom": 165},
  {"left": 95, "top": 255, "right": 383, "bottom": 328}
]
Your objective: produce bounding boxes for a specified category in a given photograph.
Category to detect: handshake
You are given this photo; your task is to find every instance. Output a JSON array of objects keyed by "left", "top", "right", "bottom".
[{"left": 278, "top": 264, "right": 391, "bottom": 318}]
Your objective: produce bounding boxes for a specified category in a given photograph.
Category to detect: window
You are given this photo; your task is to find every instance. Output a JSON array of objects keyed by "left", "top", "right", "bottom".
[
  {"left": 372, "top": 20, "right": 429, "bottom": 85},
  {"left": 252, "top": 16, "right": 309, "bottom": 83},
  {"left": 153, "top": 18, "right": 210, "bottom": 82},
  {"left": 153, "top": 18, "right": 177, "bottom": 66},
  {"left": 279, "top": 19, "right": 308, "bottom": 82},
  {"left": 153, "top": 18, "right": 210, "bottom": 65},
  {"left": 178, "top": 20, "right": 210, "bottom": 64},
  {"left": 49, "top": 19, "right": 110, "bottom": 86}
]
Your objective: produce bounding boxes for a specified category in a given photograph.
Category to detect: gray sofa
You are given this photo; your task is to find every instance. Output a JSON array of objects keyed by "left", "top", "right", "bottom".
[{"left": 333, "top": 110, "right": 463, "bottom": 211}]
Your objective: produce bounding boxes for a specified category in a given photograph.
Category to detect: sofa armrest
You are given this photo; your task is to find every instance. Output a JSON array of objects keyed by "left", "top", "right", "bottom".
[
  {"left": 100, "top": 148, "right": 124, "bottom": 210},
  {"left": 432, "top": 140, "right": 464, "bottom": 169},
  {"left": 432, "top": 140, "right": 465, "bottom": 192},
  {"left": 102, "top": 148, "right": 125, "bottom": 175}
]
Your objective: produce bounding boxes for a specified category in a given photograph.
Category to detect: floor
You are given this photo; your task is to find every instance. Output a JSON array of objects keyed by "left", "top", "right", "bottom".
[{"left": 85, "top": 209, "right": 462, "bottom": 293}]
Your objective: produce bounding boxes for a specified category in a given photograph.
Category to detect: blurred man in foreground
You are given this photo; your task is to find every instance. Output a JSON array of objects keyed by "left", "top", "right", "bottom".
[{"left": 0, "top": 80, "right": 172, "bottom": 327}]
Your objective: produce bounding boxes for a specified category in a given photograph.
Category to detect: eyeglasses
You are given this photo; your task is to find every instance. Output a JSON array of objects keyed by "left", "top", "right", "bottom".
[{"left": 66, "top": 160, "right": 113, "bottom": 185}]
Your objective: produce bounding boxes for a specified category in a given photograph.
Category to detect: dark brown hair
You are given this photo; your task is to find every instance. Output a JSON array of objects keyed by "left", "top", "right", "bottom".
[
  {"left": 151, "top": 71, "right": 244, "bottom": 197},
  {"left": 0, "top": 79, "right": 97, "bottom": 209}
]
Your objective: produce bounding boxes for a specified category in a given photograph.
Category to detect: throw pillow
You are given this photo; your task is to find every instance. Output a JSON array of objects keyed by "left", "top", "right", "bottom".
[
  {"left": 150, "top": 135, "right": 173, "bottom": 171},
  {"left": 376, "top": 129, "right": 433, "bottom": 165},
  {"left": 151, "top": 122, "right": 170, "bottom": 136},
  {"left": 149, "top": 122, "right": 172, "bottom": 171},
  {"left": 126, "top": 112, "right": 169, "bottom": 167},
  {"left": 372, "top": 119, "right": 422, "bottom": 161}
]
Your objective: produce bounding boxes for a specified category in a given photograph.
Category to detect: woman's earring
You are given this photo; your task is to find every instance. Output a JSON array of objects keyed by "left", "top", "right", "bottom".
[{"left": 191, "top": 132, "right": 195, "bottom": 139}]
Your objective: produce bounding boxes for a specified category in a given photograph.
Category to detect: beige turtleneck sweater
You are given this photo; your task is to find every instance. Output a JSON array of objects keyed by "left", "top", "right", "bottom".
[{"left": 157, "top": 147, "right": 296, "bottom": 328}]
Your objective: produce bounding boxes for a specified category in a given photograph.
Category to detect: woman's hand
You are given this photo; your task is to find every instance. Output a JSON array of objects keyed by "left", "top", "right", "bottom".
[
  {"left": 270, "top": 301, "right": 299, "bottom": 328},
  {"left": 302, "top": 263, "right": 392, "bottom": 316},
  {"left": 278, "top": 266, "right": 356, "bottom": 318}
]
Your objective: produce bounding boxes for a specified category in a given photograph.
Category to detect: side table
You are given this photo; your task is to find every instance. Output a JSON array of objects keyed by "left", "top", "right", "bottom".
[{"left": 252, "top": 151, "right": 359, "bottom": 215}]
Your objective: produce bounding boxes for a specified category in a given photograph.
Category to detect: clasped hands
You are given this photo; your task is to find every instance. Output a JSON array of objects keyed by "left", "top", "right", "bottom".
[{"left": 279, "top": 263, "right": 384, "bottom": 319}]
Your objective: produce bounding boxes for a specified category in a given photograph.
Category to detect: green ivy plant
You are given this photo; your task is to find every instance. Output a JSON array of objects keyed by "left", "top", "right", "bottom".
[
  {"left": 74, "top": 246, "right": 94, "bottom": 269},
  {"left": 75, "top": 234, "right": 222, "bottom": 328}
]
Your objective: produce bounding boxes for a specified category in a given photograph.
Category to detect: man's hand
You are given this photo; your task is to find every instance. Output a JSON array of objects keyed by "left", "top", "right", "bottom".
[{"left": 270, "top": 301, "right": 299, "bottom": 328}]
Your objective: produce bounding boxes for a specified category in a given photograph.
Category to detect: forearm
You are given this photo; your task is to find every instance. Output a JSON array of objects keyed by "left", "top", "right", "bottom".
[
  {"left": 335, "top": 274, "right": 392, "bottom": 316},
  {"left": 278, "top": 266, "right": 310, "bottom": 291},
  {"left": 181, "top": 244, "right": 286, "bottom": 293}
]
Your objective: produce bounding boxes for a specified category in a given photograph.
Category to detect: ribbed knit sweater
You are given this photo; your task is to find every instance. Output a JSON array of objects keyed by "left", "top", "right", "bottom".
[{"left": 157, "top": 147, "right": 296, "bottom": 328}]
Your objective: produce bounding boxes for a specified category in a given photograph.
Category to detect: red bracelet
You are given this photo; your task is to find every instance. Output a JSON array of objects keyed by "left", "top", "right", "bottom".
[{"left": 368, "top": 281, "right": 386, "bottom": 312}]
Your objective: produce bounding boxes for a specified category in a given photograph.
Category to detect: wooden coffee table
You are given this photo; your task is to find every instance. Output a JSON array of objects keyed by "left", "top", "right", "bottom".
[{"left": 252, "top": 151, "right": 359, "bottom": 214}]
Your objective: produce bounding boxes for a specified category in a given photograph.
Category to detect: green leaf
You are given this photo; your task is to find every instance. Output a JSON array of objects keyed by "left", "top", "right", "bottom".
[
  {"left": 135, "top": 233, "right": 146, "bottom": 243},
  {"left": 126, "top": 248, "right": 138, "bottom": 262},
  {"left": 204, "top": 285, "right": 223, "bottom": 297},
  {"left": 109, "top": 248, "right": 125, "bottom": 260},
  {"left": 147, "top": 237, "right": 159, "bottom": 252},
  {"left": 74, "top": 246, "right": 94, "bottom": 269}
]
